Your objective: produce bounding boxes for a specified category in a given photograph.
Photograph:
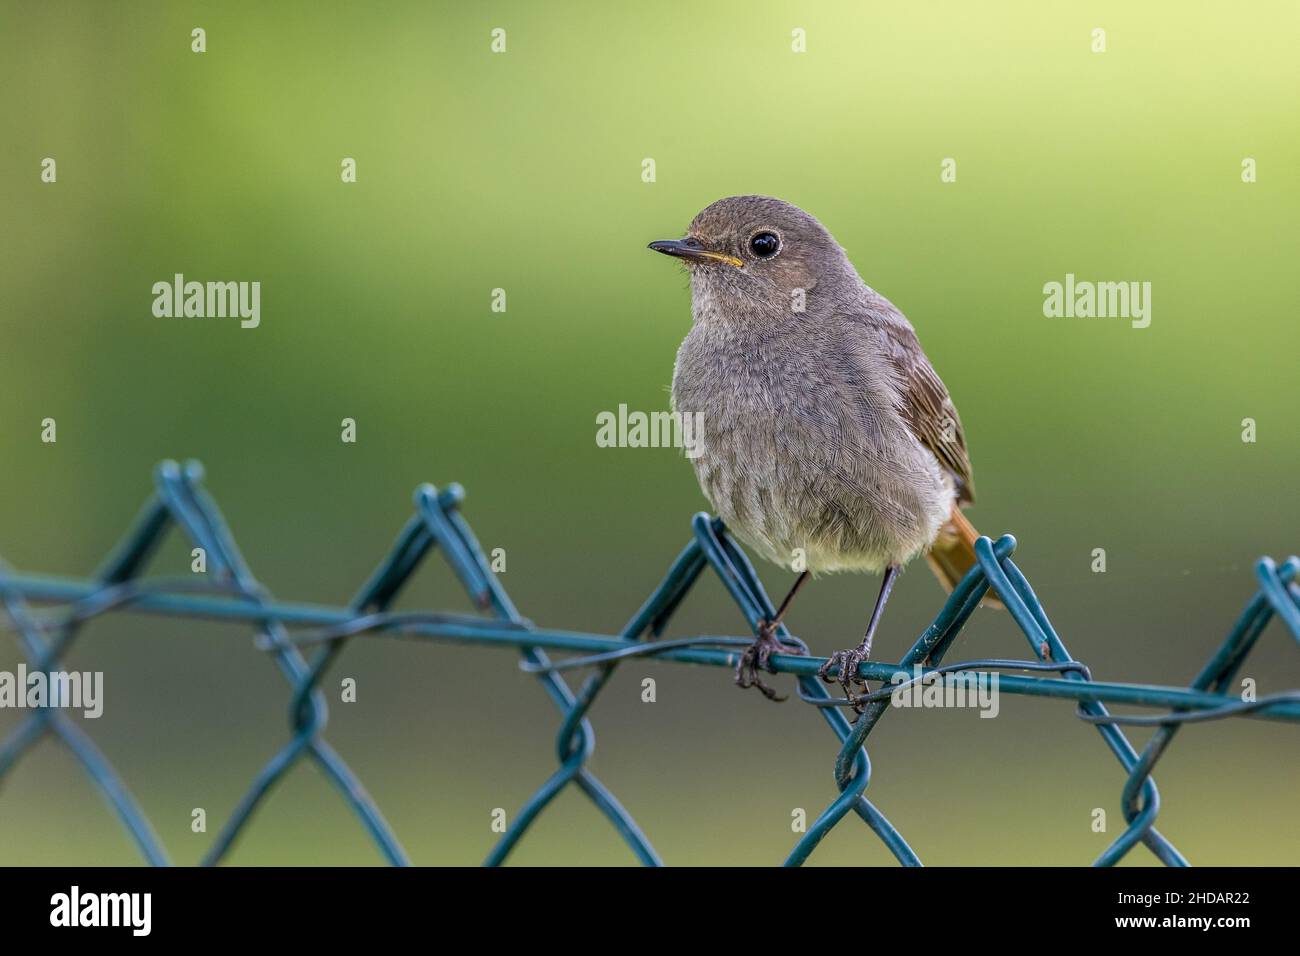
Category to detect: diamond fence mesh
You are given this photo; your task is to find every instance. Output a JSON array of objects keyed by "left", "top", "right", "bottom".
[{"left": 1, "top": 460, "right": 1297, "bottom": 866}]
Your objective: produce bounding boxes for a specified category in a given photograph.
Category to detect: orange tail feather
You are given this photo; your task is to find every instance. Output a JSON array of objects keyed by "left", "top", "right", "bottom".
[{"left": 925, "top": 506, "right": 1003, "bottom": 609}]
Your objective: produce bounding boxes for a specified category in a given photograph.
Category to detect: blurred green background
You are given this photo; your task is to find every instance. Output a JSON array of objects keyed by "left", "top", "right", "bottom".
[{"left": 1, "top": 1, "right": 1297, "bottom": 866}]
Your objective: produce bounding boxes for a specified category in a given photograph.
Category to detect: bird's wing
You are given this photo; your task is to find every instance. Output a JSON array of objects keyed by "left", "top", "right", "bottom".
[{"left": 874, "top": 316, "right": 976, "bottom": 505}]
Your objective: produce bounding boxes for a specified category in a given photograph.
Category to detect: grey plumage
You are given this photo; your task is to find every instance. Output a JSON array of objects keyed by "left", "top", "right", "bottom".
[
  {"left": 665, "top": 195, "right": 972, "bottom": 576},
  {"left": 650, "top": 195, "right": 992, "bottom": 703}
]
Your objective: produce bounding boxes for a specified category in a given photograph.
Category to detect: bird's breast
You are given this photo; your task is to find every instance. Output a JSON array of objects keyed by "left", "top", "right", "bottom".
[{"left": 671, "top": 328, "right": 952, "bottom": 572}]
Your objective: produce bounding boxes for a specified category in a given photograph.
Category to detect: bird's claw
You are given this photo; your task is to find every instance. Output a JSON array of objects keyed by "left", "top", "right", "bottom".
[
  {"left": 734, "top": 619, "right": 803, "bottom": 702},
  {"left": 818, "top": 645, "right": 871, "bottom": 713}
]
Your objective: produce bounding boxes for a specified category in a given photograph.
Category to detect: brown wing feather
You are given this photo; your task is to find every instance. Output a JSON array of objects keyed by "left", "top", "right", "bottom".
[{"left": 876, "top": 319, "right": 975, "bottom": 505}]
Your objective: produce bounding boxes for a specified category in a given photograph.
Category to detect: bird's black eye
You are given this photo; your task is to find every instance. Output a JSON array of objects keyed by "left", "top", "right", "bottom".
[{"left": 749, "top": 231, "right": 780, "bottom": 259}]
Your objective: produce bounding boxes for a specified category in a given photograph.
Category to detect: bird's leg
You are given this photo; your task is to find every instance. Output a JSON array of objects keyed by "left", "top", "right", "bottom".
[
  {"left": 819, "top": 564, "right": 900, "bottom": 712},
  {"left": 735, "top": 570, "right": 809, "bottom": 702},
  {"left": 762, "top": 569, "right": 810, "bottom": 640}
]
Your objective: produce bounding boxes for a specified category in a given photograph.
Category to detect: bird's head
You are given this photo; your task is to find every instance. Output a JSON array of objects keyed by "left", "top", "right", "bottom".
[{"left": 647, "top": 195, "right": 857, "bottom": 324}]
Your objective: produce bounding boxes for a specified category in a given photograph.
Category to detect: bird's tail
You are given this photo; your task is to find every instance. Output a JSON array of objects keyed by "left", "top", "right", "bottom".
[{"left": 925, "top": 505, "right": 1003, "bottom": 609}]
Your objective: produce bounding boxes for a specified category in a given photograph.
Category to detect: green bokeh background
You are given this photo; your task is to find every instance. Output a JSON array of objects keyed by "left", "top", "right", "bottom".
[{"left": 1, "top": 1, "right": 1297, "bottom": 865}]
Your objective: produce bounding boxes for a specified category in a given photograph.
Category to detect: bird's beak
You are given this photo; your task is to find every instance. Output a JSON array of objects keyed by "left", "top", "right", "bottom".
[{"left": 647, "top": 237, "right": 744, "bottom": 268}]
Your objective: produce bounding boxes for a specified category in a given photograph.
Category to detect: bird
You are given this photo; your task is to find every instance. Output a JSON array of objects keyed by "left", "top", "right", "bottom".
[{"left": 647, "top": 195, "right": 997, "bottom": 709}]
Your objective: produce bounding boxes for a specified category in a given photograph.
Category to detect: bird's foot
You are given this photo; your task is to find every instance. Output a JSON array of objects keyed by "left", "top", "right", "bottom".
[
  {"left": 734, "top": 619, "right": 803, "bottom": 702},
  {"left": 818, "top": 643, "right": 871, "bottom": 714}
]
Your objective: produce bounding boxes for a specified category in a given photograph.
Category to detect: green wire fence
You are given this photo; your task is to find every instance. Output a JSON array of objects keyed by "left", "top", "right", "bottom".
[{"left": 1, "top": 460, "right": 1297, "bottom": 866}]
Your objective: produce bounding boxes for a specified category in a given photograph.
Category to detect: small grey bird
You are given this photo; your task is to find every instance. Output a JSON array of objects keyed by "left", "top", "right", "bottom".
[{"left": 648, "top": 195, "right": 997, "bottom": 707}]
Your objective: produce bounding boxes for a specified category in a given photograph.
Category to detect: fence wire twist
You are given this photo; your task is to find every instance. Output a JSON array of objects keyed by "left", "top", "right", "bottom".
[{"left": 1, "top": 460, "right": 1297, "bottom": 866}]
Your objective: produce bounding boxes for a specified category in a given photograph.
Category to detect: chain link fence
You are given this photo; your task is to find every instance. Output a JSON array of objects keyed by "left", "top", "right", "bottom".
[{"left": 1, "top": 460, "right": 1296, "bottom": 865}]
